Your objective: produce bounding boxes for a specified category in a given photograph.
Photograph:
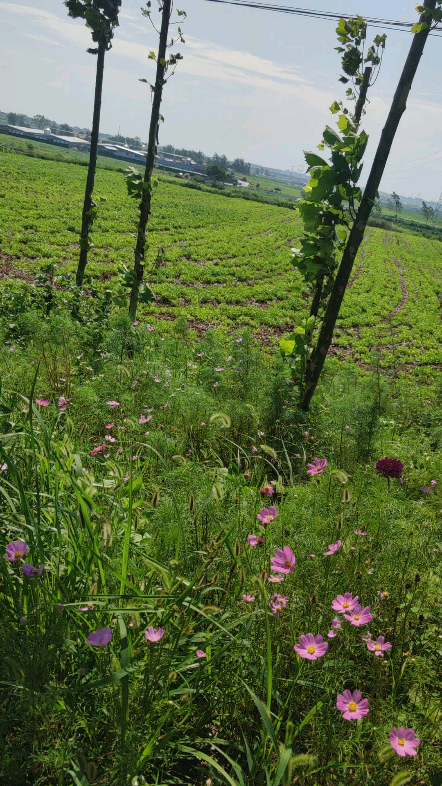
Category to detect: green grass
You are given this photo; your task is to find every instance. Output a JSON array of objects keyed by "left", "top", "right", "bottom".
[{"left": 1, "top": 148, "right": 442, "bottom": 785}]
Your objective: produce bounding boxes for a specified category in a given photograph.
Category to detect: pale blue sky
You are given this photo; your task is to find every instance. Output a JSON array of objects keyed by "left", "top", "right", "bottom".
[{"left": 1, "top": 0, "right": 441, "bottom": 199}]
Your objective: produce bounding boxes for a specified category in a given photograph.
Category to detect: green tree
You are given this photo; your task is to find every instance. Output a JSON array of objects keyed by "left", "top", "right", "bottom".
[
  {"left": 161, "top": 144, "right": 175, "bottom": 153},
  {"left": 32, "top": 115, "right": 50, "bottom": 129},
  {"left": 421, "top": 200, "right": 434, "bottom": 225},
  {"left": 206, "top": 164, "right": 226, "bottom": 181},
  {"left": 59, "top": 123, "right": 73, "bottom": 133},
  {"left": 212, "top": 153, "right": 228, "bottom": 170},
  {"left": 7, "top": 112, "right": 17, "bottom": 125},
  {"left": 233, "top": 157, "right": 251, "bottom": 175},
  {"left": 387, "top": 191, "right": 403, "bottom": 219},
  {"left": 65, "top": 0, "right": 121, "bottom": 289}
]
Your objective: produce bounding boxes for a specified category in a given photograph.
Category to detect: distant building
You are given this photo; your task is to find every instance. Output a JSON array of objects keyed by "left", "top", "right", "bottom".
[{"left": 0, "top": 124, "right": 90, "bottom": 149}]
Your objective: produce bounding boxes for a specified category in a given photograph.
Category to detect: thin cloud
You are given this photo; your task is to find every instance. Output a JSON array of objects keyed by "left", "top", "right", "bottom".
[{"left": 22, "top": 33, "right": 65, "bottom": 46}]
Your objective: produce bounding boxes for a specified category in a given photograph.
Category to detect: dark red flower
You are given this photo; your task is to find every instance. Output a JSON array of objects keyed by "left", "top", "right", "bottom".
[{"left": 375, "top": 458, "right": 404, "bottom": 479}]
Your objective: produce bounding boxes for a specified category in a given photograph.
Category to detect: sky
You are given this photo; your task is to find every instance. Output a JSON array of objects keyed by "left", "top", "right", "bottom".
[{"left": 1, "top": 0, "right": 442, "bottom": 200}]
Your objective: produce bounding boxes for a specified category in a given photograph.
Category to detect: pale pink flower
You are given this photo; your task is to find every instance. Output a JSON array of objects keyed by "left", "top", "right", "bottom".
[
  {"left": 247, "top": 534, "right": 265, "bottom": 546},
  {"left": 213, "top": 382, "right": 219, "bottom": 388},
  {"left": 336, "top": 689, "right": 369, "bottom": 720},
  {"left": 197, "top": 352, "right": 204, "bottom": 357},
  {"left": 327, "top": 617, "right": 341, "bottom": 638},
  {"left": 35, "top": 398, "right": 50, "bottom": 406},
  {"left": 431, "top": 480, "right": 437, "bottom": 487},
  {"left": 106, "top": 401, "right": 120, "bottom": 408},
  {"left": 105, "top": 423, "right": 114, "bottom": 429},
  {"left": 4, "top": 540, "right": 29, "bottom": 562},
  {"left": 58, "top": 396, "right": 70, "bottom": 411},
  {"left": 131, "top": 380, "right": 138, "bottom": 388},
  {"left": 104, "top": 435, "right": 115, "bottom": 442},
  {"left": 200, "top": 422, "right": 206, "bottom": 427},
  {"left": 261, "top": 484, "right": 274, "bottom": 497},
  {"left": 332, "top": 593, "right": 359, "bottom": 614},
  {"left": 366, "top": 635, "right": 392, "bottom": 657},
  {"left": 307, "top": 457, "right": 327, "bottom": 475},
  {"left": 242, "top": 594, "right": 255, "bottom": 602},
  {"left": 271, "top": 546, "right": 296, "bottom": 574},
  {"left": 148, "top": 326, "right": 155, "bottom": 332},
  {"left": 377, "top": 590, "right": 389, "bottom": 600},
  {"left": 294, "top": 633, "right": 328, "bottom": 661},
  {"left": 79, "top": 603, "right": 95, "bottom": 611},
  {"left": 87, "top": 627, "right": 112, "bottom": 646},
  {"left": 324, "top": 539, "right": 342, "bottom": 556},
  {"left": 354, "top": 529, "right": 367, "bottom": 536},
  {"left": 196, "top": 649, "right": 206, "bottom": 658},
  {"left": 390, "top": 727, "right": 420, "bottom": 757},
  {"left": 344, "top": 604, "right": 373, "bottom": 626},
  {"left": 257, "top": 506, "right": 278, "bottom": 526},
  {"left": 251, "top": 446, "right": 257, "bottom": 454},
  {"left": 0, "top": 462, "right": 8, "bottom": 472},
  {"left": 268, "top": 574, "right": 284, "bottom": 583},
  {"left": 132, "top": 321, "right": 139, "bottom": 326},
  {"left": 10, "top": 345, "right": 16, "bottom": 351},
  {"left": 144, "top": 626, "right": 165, "bottom": 643},
  {"left": 91, "top": 444, "right": 106, "bottom": 456},
  {"left": 236, "top": 337, "right": 242, "bottom": 343},
  {"left": 215, "top": 367, "right": 224, "bottom": 372},
  {"left": 139, "top": 415, "right": 152, "bottom": 424},
  {"left": 269, "top": 600, "right": 284, "bottom": 617}
]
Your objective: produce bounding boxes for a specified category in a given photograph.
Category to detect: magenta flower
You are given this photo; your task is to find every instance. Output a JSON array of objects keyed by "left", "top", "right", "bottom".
[
  {"left": 271, "top": 546, "right": 296, "bottom": 574},
  {"left": 106, "top": 401, "right": 120, "bottom": 409},
  {"left": 4, "top": 540, "right": 29, "bottom": 562},
  {"left": 57, "top": 396, "right": 71, "bottom": 411},
  {"left": 421, "top": 485, "right": 430, "bottom": 494},
  {"left": 343, "top": 604, "right": 373, "bottom": 626},
  {"left": 247, "top": 534, "right": 265, "bottom": 546},
  {"left": 257, "top": 506, "right": 278, "bottom": 526},
  {"left": 336, "top": 689, "right": 369, "bottom": 720},
  {"left": 106, "top": 423, "right": 114, "bottom": 429},
  {"left": 21, "top": 563, "right": 44, "bottom": 577},
  {"left": 91, "top": 444, "right": 106, "bottom": 456},
  {"left": 324, "top": 539, "right": 342, "bottom": 556},
  {"left": 268, "top": 574, "right": 284, "bottom": 583},
  {"left": 307, "top": 457, "right": 327, "bottom": 476},
  {"left": 354, "top": 529, "right": 367, "bottom": 536},
  {"left": 390, "top": 727, "right": 420, "bottom": 757},
  {"left": 269, "top": 600, "right": 284, "bottom": 617},
  {"left": 332, "top": 593, "right": 359, "bottom": 613},
  {"left": 242, "top": 594, "right": 255, "bottom": 602},
  {"left": 327, "top": 616, "right": 342, "bottom": 638},
  {"left": 144, "top": 626, "right": 165, "bottom": 643},
  {"left": 196, "top": 649, "right": 206, "bottom": 658},
  {"left": 87, "top": 627, "right": 112, "bottom": 646},
  {"left": 139, "top": 415, "right": 152, "bottom": 424},
  {"left": 261, "top": 483, "right": 274, "bottom": 497},
  {"left": 243, "top": 472, "right": 250, "bottom": 480},
  {"left": 294, "top": 633, "right": 328, "bottom": 661},
  {"left": 366, "top": 635, "right": 392, "bottom": 657},
  {"left": 375, "top": 457, "right": 404, "bottom": 479},
  {"left": 35, "top": 398, "right": 50, "bottom": 406}
]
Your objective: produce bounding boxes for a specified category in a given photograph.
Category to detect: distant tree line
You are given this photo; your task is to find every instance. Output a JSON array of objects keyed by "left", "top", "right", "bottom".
[{"left": 160, "top": 144, "right": 251, "bottom": 174}]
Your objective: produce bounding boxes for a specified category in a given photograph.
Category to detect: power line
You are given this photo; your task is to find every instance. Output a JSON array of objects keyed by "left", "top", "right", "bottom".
[
  {"left": 386, "top": 148, "right": 442, "bottom": 170},
  {"left": 203, "top": 0, "right": 442, "bottom": 36}
]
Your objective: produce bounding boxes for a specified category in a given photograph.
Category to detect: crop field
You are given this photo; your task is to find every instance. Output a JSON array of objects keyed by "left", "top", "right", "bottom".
[{"left": 1, "top": 149, "right": 442, "bottom": 369}]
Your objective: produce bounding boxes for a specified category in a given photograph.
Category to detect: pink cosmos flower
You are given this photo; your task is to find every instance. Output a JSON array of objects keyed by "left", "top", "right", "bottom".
[
  {"left": 139, "top": 415, "right": 152, "bottom": 424},
  {"left": 344, "top": 604, "right": 373, "bottom": 626},
  {"left": 336, "top": 690, "right": 369, "bottom": 720},
  {"left": 324, "top": 539, "right": 342, "bottom": 556},
  {"left": 200, "top": 422, "right": 206, "bottom": 427},
  {"left": 104, "top": 435, "right": 115, "bottom": 442},
  {"left": 213, "top": 382, "right": 219, "bottom": 388},
  {"left": 332, "top": 593, "right": 359, "bottom": 614},
  {"left": 106, "top": 423, "right": 114, "bottom": 429},
  {"left": 268, "top": 574, "right": 284, "bottom": 583},
  {"left": 390, "top": 727, "right": 420, "bottom": 757},
  {"left": 271, "top": 546, "right": 296, "bottom": 574},
  {"left": 261, "top": 484, "right": 274, "bottom": 497},
  {"left": 431, "top": 480, "right": 437, "bottom": 487},
  {"left": 58, "top": 396, "right": 71, "bottom": 411},
  {"left": 21, "top": 563, "right": 44, "bottom": 577},
  {"left": 36, "top": 398, "right": 50, "bottom": 406},
  {"left": 247, "top": 534, "right": 265, "bottom": 546},
  {"left": 354, "top": 529, "right": 367, "bottom": 536},
  {"left": 91, "top": 444, "right": 106, "bottom": 456},
  {"left": 144, "top": 626, "right": 165, "bottom": 643},
  {"left": 294, "top": 633, "right": 328, "bottom": 661},
  {"left": 327, "top": 617, "right": 342, "bottom": 638},
  {"left": 4, "top": 540, "right": 29, "bottom": 562},
  {"left": 197, "top": 352, "right": 204, "bottom": 357},
  {"left": 307, "top": 457, "right": 327, "bottom": 476},
  {"left": 332, "top": 592, "right": 358, "bottom": 614},
  {"left": 148, "top": 326, "right": 155, "bottom": 332},
  {"left": 132, "top": 321, "right": 139, "bottom": 326},
  {"left": 10, "top": 345, "right": 16, "bottom": 351},
  {"left": 236, "top": 337, "right": 242, "bottom": 343},
  {"left": 257, "top": 506, "right": 278, "bottom": 526},
  {"left": 377, "top": 590, "right": 389, "bottom": 600},
  {"left": 0, "top": 463, "right": 8, "bottom": 472},
  {"left": 87, "top": 627, "right": 112, "bottom": 646},
  {"left": 215, "top": 367, "right": 224, "bottom": 372},
  {"left": 242, "top": 594, "right": 255, "bottom": 602},
  {"left": 251, "top": 446, "right": 257, "bottom": 454},
  {"left": 79, "top": 603, "right": 95, "bottom": 611},
  {"left": 272, "top": 593, "right": 288, "bottom": 607},
  {"left": 196, "top": 649, "right": 206, "bottom": 658},
  {"left": 421, "top": 486, "right": 429, "bottom": 494},
  {"left": 132, "top": 380, "right": 138, "bottom": 388},
  {"left": 366, "top": 635, "right": 392, "bottom": 657},
  {"left": 269, "top": 600, "right": 284, "bottom": 617},
  {"left": 106, "top": 401, "right": 120, "bottom": 409}
]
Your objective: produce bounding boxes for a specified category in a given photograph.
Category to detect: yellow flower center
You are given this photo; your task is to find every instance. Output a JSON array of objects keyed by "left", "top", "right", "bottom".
[
  {"left": 348, "top": 702, "right": 357, "bottom": 712},
  {"left": 343, "top": 602, "right": 349, "bottom": 608},
  {"left": 354, "top": 615, "right": 360, "bottom": 620},
  {"left": 307, "top": 646, "right": 316, "bottom": 654},
  {"left": 268, "top": 515, "right": 274, "bottom": 521},
  {"left": 14, "top": 551, "right": 22, "bottom": 559},
  {"left": 374, "top": 645, "right": 381, "bottom": 651},
  {"left": 398, "top": 738, "right": 405, "bottom": 746},
  {"left": 382, "top": 592, "right": 389, "bottom": 598},
  {"left": 284, "top": 560, "right": 291, "bottom": 567}
]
